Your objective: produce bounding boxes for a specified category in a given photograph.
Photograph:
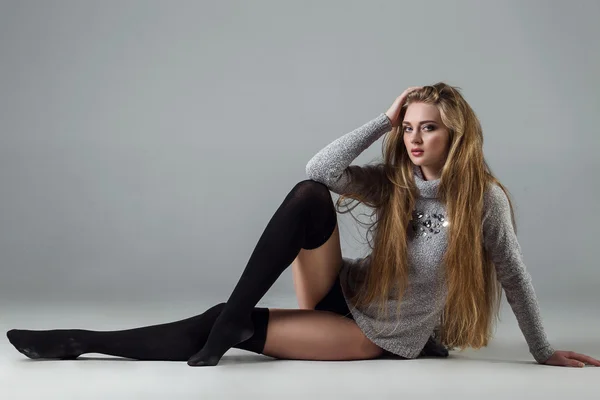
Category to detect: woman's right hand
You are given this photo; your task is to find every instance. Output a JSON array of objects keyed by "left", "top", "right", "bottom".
[{"left": 385, "top": 86, "right": 423, "bottom": 127}]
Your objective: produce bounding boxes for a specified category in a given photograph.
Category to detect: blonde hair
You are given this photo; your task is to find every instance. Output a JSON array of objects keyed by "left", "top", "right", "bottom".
[{"left": 337, "top": 82, "right": 516, "bottom": 352}]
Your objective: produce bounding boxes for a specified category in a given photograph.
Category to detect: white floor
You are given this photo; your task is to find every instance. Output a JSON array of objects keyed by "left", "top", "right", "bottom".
[{"left": 1, "top": 296, "right": 598, "bottom": 400}]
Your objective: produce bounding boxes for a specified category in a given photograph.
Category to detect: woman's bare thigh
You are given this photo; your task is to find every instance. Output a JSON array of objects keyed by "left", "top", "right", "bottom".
[
  {"left": 262, "top": 308, "right": 385, "bottom": 361},
  {"left": 292, "top": 223, "right": 343, "bottom": 309}
]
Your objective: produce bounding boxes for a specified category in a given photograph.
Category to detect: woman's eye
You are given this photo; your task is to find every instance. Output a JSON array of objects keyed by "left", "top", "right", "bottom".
[{"left": 403, "top": 125, "right": 435, "bottom": 132}]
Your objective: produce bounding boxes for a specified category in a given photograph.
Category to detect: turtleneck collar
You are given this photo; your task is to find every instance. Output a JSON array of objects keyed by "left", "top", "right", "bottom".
[{"left": 412, "top": 165, "right": 441, "bottom": 199}]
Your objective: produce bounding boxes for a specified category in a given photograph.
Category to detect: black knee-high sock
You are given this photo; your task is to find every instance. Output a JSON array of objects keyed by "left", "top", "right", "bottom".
[
  {"left": 188, "top": 180, "right": 337, "bottom": 366},
  {"left": 6, "top": 303, "right": 270, "bottom": 361}
]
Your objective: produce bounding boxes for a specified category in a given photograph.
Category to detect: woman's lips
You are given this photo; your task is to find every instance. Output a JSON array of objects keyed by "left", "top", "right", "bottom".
[{"left": 411, "top": 150, "right": 424, "bottom": 156}]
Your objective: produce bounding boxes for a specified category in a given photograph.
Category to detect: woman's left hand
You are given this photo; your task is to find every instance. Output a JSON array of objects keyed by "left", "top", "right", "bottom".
[{"left": 541, "top": 350, "right": 600, "bottom": 367}]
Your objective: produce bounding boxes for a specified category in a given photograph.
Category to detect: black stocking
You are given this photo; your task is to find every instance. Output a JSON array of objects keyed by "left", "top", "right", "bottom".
[
  {"left": 7, "top": 179, "right": 337, "bottom": 365},
  {"left": 188, "top": 180, "right": 338, "bottom": 366},
  {"left": 6, "top": 303, "right": 269, "bottom": 361}
]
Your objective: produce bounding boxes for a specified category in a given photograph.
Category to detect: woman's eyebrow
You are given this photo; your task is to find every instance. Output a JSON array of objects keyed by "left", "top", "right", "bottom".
[{"left": 401, "top": 120, "right": 438, "bottom": 125}]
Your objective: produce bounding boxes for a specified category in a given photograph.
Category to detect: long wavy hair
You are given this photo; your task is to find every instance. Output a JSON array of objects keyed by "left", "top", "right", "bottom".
[{"left": 337, "top": 82, "right": 517, "bottom": 352}]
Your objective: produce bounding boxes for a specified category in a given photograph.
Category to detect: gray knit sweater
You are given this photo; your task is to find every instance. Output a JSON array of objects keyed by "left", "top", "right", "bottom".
[{"left": 305, "top": 112, "right": 555, "bottom": 363}]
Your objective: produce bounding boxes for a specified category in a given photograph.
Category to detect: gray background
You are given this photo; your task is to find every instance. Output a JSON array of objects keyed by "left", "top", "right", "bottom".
[
  {"left": 2, "top": 1, "right": 600, "bottom": 398},
  {"left": 1, "top": 0, "right": 598, "bottom": 308}
]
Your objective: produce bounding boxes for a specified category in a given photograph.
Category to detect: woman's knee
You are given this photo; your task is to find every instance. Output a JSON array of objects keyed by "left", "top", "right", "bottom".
[
  {"left": 291, "top": 179, "right": 333, "bottom": 203},
  {"left": 289, "top": 180, "right": 337, "bottom": 250}
]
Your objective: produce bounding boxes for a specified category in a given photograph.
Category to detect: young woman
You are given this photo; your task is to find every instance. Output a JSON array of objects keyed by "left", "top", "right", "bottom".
[{"left": 7, "top": 83, "right": 599, "bottom": 368}]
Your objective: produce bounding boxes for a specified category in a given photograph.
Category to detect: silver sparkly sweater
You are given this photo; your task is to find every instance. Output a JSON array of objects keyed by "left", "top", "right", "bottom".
[{"left": 305, "top": 113, "right": 555, "bottom": 363}]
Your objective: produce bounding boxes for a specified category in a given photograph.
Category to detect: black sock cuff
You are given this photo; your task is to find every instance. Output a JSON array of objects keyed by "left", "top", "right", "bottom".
[{"left": 234, "top": 307, "right": 270, "bottom": 354}]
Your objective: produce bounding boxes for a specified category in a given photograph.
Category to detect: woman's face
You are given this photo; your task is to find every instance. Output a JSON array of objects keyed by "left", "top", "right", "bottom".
[{"left": 402, "top": 102, "right": 450, "bottom": 176}]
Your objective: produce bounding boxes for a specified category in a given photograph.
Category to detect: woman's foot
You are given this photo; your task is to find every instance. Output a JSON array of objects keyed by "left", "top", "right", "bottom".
[
  {"left": 187, "top": 312, "right": 254, "bottom": 366},
  {"left": 6, "top": 329, "right": 86, "bottom": 359}
]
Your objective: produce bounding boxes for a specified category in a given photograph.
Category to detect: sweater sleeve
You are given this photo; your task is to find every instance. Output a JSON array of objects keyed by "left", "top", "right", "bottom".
[
  {"left": 482, "top": 184, "right": 555, "bottom": 364},
  {"left": 305, "top": 113, "right": 392, "bottom": 203}
]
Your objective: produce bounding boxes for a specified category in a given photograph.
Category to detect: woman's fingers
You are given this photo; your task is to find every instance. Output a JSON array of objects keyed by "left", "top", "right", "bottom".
[
  {"left": 567, "top": 359, "right": 585, "bottom": 367},
  {"left": 569, "top": 351, "right": 600, "bottom": 366},
  {"left": 386, "top": 86, "right": 424, "bottom": 127}
]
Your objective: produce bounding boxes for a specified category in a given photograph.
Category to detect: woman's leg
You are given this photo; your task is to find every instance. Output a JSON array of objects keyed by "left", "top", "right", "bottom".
[
  {"left": 6, "top": 303, "right": 270, "bottom": 361},
  {"left": 189, "top": 180, "right": 338, "bottom": 366},
  {"left": 6, "top": 250, "right": 444, "bottom": 362},
  {"left": 5, "top": 307, "right": 381, "bottom": 362},
  {"left": 6, "top": 179, "right": 337, "bottom": 364},
  {"left": 261, "top": 308, "right": 384, "bottom": 360},
  {"left": 292, "top": 223, "right": 343, "bottom": 310},
  {"left": 264, "top": 275, "right": 387, "bottom": 360}
]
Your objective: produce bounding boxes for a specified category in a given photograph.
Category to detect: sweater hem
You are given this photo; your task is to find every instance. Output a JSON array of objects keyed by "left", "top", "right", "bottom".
[
  {"left": 339, "top": 276, "right": 425, "bottom": 359},
  {"left": 358, "top": 320, "right": 424, "bottom": 359}
]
